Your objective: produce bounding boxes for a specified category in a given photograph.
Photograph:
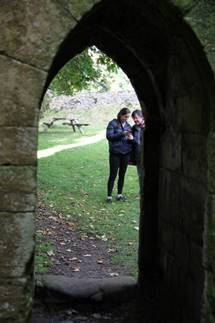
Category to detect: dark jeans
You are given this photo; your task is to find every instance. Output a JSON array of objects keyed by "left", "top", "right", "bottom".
[{"left": 107, "top": 152, "right": 130, "bottom": 196}]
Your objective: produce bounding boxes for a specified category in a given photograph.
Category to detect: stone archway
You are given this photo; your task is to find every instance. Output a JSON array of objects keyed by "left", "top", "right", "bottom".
[{"left": 0, "top": 1, "right": 214, "bottom": 322}]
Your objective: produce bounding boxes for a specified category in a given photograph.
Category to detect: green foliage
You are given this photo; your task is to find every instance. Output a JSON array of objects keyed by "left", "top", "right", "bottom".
[
  {"left": 49, "top": 47, "right": 118, "bottom": 95},
  {"left": 37, "top": 127, "right": 139, "bottom": 276}
]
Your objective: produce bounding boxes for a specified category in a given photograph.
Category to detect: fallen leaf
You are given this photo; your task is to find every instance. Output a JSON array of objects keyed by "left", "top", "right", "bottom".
[
  {"left": 101, "top": 234, "right": 108, "bottom": 241},
  {"left": 107, "top": 248, "right": 117, "bottom": 253},
  {"left": 110, "top": 272, "right": 119, "bottom": 277},
  {"left": 72, "top": 267, "right": 80, "bottom": 272},
  {"left": 49, "top": 216, "right": 58, "bottom": 221}
]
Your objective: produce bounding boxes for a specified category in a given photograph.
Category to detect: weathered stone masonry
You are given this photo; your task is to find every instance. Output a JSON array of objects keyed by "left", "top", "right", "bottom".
[{"left": 0, "top": 1, "right": 214, "bottom": 322}]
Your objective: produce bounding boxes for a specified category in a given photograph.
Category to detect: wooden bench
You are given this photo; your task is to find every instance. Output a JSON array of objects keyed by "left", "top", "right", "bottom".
[{"left": 43, "top": 117, "right": 89, "bottom": 134}]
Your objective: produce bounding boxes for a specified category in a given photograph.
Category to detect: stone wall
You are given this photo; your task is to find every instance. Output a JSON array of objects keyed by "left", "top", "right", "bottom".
[
  {"left": 207, "top": 135, "right": 215, "bottom": 323},
  {"left": 0, "top": 1, "right": 214, "bottom": 322},
  {"left": 0, "top": 54, "right": 46, "bottom": 323},
  {"left": 158, "top": 33, "right": 214, "bottom": 322},
  {"left": 0, "top": 1, "right": 100, "bottom": 322},
  {"left": 45, "top": 90, "right": 139, "bottom": 112}
]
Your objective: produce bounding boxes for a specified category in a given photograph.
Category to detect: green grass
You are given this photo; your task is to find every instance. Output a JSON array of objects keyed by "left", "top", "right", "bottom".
[
  {"left": 35, "top": 233, "right": 54, "bottom": 273},
  {"left": 37, "top": 127, "right": 140, "bottom": 276}
]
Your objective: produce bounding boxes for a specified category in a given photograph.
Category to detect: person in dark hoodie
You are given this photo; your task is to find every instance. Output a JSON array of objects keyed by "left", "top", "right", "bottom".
[
  {"left": 131, "top": 109, "right": 145, "bottom": 186},
  {"left": 106, "top": 107, "right": 133, "bottom": 203}
]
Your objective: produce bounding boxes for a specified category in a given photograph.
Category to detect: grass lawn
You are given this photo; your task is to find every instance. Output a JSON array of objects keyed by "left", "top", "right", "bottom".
[{"left": 37, "top": 126, "right": 140, "bottom": 276}]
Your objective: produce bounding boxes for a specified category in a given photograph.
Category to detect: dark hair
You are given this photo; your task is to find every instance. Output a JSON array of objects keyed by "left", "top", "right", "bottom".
[
  {"left": 131, "top": 109, "right": 143, "bottom": 118},
  {"left": 117, "top": 107, "right": 131, "bottom": 121}
]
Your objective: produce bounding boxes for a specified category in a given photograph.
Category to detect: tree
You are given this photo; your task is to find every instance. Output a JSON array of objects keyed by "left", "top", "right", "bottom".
[{"left": 49, "top": 47, "right": 118, "bottom": 95}]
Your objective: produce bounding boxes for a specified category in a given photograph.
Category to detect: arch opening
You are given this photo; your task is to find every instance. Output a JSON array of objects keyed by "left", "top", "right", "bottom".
[
  {"left": 36, "top": 46, "right": 142, "bottom": 280},
  {"left": 0, "top": 1, "right": 214, "bottom": 322},
  {"left": 40, "top": 1, "right": 214, "bottom": 321}
]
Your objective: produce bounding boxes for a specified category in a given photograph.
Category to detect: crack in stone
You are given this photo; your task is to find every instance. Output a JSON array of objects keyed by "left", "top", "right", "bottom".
[{"left": 0, "top": 51, "right": 48, "bottom": 74}]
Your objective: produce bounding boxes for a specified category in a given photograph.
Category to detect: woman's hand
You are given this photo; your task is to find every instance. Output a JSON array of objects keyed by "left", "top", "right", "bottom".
[{"left": 127, "top": 133, "right": 134, "bottom": 140}]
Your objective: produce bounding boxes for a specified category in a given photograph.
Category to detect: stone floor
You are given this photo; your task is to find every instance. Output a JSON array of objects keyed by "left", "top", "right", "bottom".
[{"left": 33, "top": 275, "right": 159, "bottom": 323}]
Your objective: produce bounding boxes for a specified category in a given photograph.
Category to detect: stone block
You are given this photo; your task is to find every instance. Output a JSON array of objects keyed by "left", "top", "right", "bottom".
[
  {"left": 174, "top": 230, "right": 189, "bottom": 275},
  {"left": 166, "top": 38, "right": 208, "bottom": 134},
  {"left": 0, "top": 277, "right": 33, "bottom": 322},
  {"left": 180, "top": 177, "right": 206, "bottom": 244},
  {"left": 0, "top": 55, "right": 46, "bottom": 126},
  {"left": 67, "top": 0, "right": 101, "bottom": 20},
  {"left": 207, "top": 193, "right": 215, "bottom": 322},
  {"left": 0, "top": 212, "right": 35, "bottom": 277},
  {"left": 207, "top": 133, "right": 215, "bottom": 193},
  {"left": 0, "top": 192, "right": 36, "bottom": 212},
  {"left": 160, "top": 131, "right": 182, "bottom": 171},
  {"left": 179, "top": 95, "right": 205, "bottom": 133},
  {"left": 159, "top": 169, "right": 181, "bottom": 225},
  {"left": 0, "top": 1, "right": 77, "bottom": 70},
  {"left": 159, "top": 220, "right": 174, "bottom": 254},
  {"left": 189, "top": 242, "right": 205, "bottom": 285},
  {"left": 0, "top": 166, "right": 36, "bottom": 192},
  {"left": 159, "top": 247, "right": 168, "bottom": 274},
  {"left": 0, "top": 127, "right": 37, "bottom": 165},
  {"left": 182, "top": 134, "right": 207, "bottom": 184},
  {"left": 186, "top": 276, "right": 204, "bottom": 322},
  {"left": 181, "top": 308, "right": 197, "bottom": 323}
]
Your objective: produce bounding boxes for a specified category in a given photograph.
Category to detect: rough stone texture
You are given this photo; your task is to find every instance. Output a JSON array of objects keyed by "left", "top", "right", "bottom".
[
  {"left": 207, "top": 134, "right": 215, "bottom": 323},
  {"left": 0, "top": 0, "right": 214, "bottom": 322},
  {"left": 0, "top": 192, "right": 36, "bottom": 213},
  {"left": 0, "top": 166, "right": 36, "bottom": 193},
  {"left": 0, "top": 55, "right": 47, "bottom": 127},
  {"left": 0, "top": 127, "right": 37, "bottom": 165},
  {"left": 158, "top": 29, "right": 212, "bottom": 322},
  {"left": 0, "top": 1, "right": 75, "bottom": 70},
  {"left": 0, "top": 277, "right": 33, "bottom": 323},
  {"left": 66, "top": 0, "right": 101, "bottom": 21},
  {"left": 171, "top": 0, "right": 215, "bottom": 73},
  {"left": 0, "top": 213, "right": 34, "bottom": 277}
]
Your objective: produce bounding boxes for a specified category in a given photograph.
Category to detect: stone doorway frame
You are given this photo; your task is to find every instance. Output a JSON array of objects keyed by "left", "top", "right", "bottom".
[{"left": 0, "top": 1, "right": 214, "bottom": 322}]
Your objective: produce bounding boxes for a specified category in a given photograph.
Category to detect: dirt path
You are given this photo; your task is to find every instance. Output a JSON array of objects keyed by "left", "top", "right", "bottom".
[
  {"left": 38, "top": 130, "right": 105, "bottom": 159},
  {"left": 36, "top": 199, "right": 131, "bottom": 278},
  {"left": 33, "top": 201, "right": 157, "bottom": 323}
]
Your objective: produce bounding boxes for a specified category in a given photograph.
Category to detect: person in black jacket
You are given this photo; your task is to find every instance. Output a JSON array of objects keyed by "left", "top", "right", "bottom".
[
  {"left": 106, "top": 107, "right": 133, "bottom": 202},
  {"left": 131, "top": 109, "right": 145, "bottom": 187}
]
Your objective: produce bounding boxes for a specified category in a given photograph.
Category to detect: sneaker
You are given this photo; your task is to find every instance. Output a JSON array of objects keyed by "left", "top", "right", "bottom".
[
  {"left": 116, "top": 194, "right": 127, "bottom": 201},
  {"left": 106, "top": 196, "right": 112, "bottom": 203}
]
